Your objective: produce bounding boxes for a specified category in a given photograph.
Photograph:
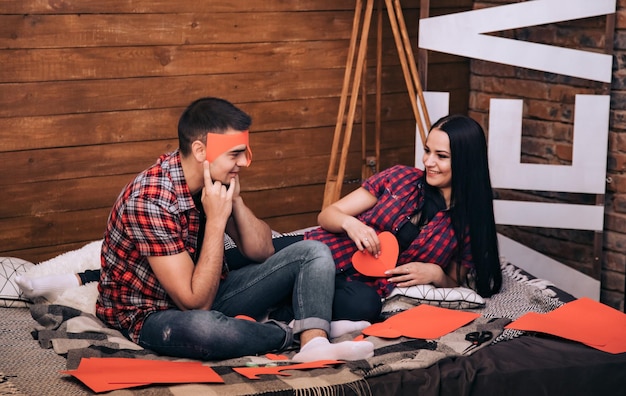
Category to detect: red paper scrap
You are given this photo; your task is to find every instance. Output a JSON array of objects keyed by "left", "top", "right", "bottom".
[
  {"left": 362, "top": 304, "right": 480, "bottom": 339},
  {"left": 233, "top": 360, "right": 344, "bottom": 380},
  {"left": 61, "top": 357, "right": 223, "bottom": 393},
  {"left": 505, "top": 297, "right": 626, "bottom": 354},
  {"left": 265, "top": 353, "right": 289, "bottom": 360}
]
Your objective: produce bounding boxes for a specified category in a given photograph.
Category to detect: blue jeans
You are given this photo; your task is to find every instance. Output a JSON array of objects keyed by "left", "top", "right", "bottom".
[{"left": 137, "top": 240, "right": 335, "bottom": 361}]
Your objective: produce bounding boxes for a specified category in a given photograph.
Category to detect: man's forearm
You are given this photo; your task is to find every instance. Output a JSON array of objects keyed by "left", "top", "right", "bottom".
[{"left": 228, "top": 196, "right": 274, "bottom": 261}]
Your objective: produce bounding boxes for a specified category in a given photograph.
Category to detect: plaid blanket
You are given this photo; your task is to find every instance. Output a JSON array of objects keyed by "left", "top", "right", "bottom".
[
  {"left": 27, "top": 262, "right": 566, "bottom": 395},
  {"left": 29, "top": 303, "right": 510, "bottom": 395}
]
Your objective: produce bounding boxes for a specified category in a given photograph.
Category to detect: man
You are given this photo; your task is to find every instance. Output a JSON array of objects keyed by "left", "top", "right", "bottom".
[{"left": 95, "top": 97, "right": 374, "bottom": 362}]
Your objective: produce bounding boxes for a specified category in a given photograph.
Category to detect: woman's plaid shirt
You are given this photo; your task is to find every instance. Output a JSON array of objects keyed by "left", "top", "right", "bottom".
[{"left": 305, "top": 165, "right": 472, "bottom": 298}]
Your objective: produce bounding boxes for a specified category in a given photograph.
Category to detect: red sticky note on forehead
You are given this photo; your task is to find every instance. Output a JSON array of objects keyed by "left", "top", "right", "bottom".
[{"left": 206, "top": 130, "right": 252, "bottom": 165}]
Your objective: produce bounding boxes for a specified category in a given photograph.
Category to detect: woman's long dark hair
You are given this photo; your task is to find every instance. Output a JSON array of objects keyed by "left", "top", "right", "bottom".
[{"left": 431, "top": 114, "right": 502, "bottom": 297}]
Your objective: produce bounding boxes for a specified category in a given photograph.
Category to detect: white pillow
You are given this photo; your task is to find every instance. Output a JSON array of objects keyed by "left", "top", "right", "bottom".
[
  {"left": 24, "top": 240, "right": 102, "bottom": 278},
  {"left": 381, "top": 284, "right": 485, "bottom": 317},
  {"left": 0, "top": 257, "right": 35, "bottom": 308}
]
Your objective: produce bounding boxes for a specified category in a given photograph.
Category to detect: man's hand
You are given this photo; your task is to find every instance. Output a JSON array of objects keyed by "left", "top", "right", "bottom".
[
  {"left": 230, "top": 173, "right": 241, "bottom": 200},
  {"left": 202, "top": 160, "right": 235, "bottom": 225}
]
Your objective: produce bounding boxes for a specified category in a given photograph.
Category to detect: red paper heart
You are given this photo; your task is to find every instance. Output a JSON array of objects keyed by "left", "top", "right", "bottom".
[{"left": 351, "top": 231, "right": 399, "bottom": 277}]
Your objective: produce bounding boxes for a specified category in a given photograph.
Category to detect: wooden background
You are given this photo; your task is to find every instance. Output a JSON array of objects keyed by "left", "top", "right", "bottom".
[{"left": 0, "top": 0, "right": 472, "bottom": 263}]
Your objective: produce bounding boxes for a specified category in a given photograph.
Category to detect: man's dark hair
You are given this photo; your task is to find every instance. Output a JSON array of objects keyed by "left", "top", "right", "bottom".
[{"left": 177, "top": 97, "right": 252, "bottom": 157}]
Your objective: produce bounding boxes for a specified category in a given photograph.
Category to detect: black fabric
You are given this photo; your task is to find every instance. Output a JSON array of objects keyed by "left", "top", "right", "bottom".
[
  {"left": 224, "top": 234, "right": 304, "bottom": 271},
  {"left": 418, "top": 181, "right": 446, "bottom": 228},
  {"left": 191, "top": 193, "right": 206, "bottom": 263},
  {"left": 272, "top": 235, "right": 305, "bottom": 251},
  {"left": 366, "top": 334, "right": 626, "bottom": 396},
  {"left": 395, "top": 178, "right": 446, "bottom": 252},
  {"left": 78, "top": 269, "right": 100, "bottom": 285},
  {"left": 395, "top": 221, "right": 421, "bottom": 252},
  {"left": 332, "top": 277, "right": 382, "bottom": 323}
]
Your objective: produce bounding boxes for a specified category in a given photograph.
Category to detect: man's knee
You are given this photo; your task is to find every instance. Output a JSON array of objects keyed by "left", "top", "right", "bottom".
[
  {"left": 296, "top": 239, "right": 332, "bottom": 257},
  {"left": 286, "top": 240, "right": 334, "bottom": 269}
]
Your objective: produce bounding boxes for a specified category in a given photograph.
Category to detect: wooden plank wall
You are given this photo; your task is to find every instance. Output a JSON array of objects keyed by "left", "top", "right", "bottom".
[{"left": 0, "top": 0, "right": 471, "bottom": 263}]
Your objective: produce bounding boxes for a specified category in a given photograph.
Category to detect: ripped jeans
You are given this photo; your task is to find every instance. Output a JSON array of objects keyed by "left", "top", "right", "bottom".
[{"left": 137, "top": 240, "right": 335, "bottom": 361}]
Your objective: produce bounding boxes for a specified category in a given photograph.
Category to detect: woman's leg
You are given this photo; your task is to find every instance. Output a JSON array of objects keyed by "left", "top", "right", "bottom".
[{"left": 333, "top": 277, "right": 383, "bottom": 323}]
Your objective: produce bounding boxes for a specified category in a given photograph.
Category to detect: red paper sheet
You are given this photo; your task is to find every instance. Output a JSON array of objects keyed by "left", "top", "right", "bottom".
[
  {"left": 505, "top": 297, "right": 626, "bottom": 354},
  {"left": 61, "top": 357, "right": 223, "bottom": 393},
  {"left": 362, "top": 304, "right": 480, "bottom": 339}
]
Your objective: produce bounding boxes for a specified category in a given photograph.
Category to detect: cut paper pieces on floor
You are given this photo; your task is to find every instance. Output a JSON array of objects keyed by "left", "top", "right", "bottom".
[
  {"left": 233, "top": 360, "right": 344, "bottom": 380},
  {"left": 362, "top": 304, "right": 480, "bottom": 339},
  {"left": 352, "top": 231, "right": 399, "bottom": 276},
  {"left": 505, "top": 297, "right": 626, "bottom": 354},
  {"left": 265, "top": 353, "right": 289, "bottom": 360},
  {"left": 61, "top": 357, "right": 223, "bottom": 393}
]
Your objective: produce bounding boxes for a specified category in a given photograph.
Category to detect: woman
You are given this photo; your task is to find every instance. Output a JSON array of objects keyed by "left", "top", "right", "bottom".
[{"left": 306, "top": 114, "right": 502, "bottom": 322}]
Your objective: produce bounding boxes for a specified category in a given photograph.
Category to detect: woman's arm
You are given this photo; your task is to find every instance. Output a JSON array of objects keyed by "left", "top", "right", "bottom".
[{"left": 317, "top": 187, "right": 381, "bottom": 255}]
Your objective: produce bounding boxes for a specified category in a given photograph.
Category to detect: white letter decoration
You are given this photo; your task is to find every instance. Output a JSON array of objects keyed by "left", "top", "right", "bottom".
[
  {"left": 418, "top": 0, "right": 615, "bottom": 83},
  {"left": 416, "top": 0, "right": 616, "bottom": 299}
]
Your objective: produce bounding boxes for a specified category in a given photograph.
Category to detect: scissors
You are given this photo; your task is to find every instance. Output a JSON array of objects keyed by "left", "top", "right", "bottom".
[{"left": 462, "top": 331, "right": 493, "bottom": 354}]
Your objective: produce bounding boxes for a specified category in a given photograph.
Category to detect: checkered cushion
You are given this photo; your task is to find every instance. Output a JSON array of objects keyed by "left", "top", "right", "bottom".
[
  {"left": 381, "top": 284, "right": 485, "bottom": 318},
  {"left": 0, "top": 257, "right": 35, "bottom": 308}
]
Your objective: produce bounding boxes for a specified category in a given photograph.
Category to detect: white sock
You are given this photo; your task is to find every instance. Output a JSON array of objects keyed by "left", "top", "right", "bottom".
[
  {"left": 15, "top": 274, "right": 80, "bottom": 301},
  {"left": 292, "top": 336, "right": 374, "bottom": 363},
  {"left": 330, "top": 320, "right": 371, "bottom": 338}
]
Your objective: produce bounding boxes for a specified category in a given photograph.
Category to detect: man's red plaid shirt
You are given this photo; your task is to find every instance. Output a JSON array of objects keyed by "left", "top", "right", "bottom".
[{"left": 96, "top": 150, "right": 203, "bottom": 342}]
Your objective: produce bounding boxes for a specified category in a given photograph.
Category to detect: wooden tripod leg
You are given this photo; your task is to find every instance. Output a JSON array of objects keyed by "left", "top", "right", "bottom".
[
  {"left": 323, "top": 0, "right": 428, "bottom": 209},
  {"left": 393, "top": 0, "right": 430, "bottom": 141},
  {"left": 323, "top": 0, "right": 374, "bottom": 208},
  {"left": 363, "top": 0, "right": 384, "bottom": 181},
  {"left": 375, "top": 0, "right": 383, "bottom": 175},
  {"left": 385, "top": 0, "right": 429, "bottom": 145},
  {"left": 324, "top": 0, "right": 363, "bottom": 209}
]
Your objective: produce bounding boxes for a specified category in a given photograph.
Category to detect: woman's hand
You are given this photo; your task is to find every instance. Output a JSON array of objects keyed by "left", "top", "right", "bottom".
[
  {"left": 317, "top": 187, "right": 379, "bottom": 255},
  {"left": 343, "top": 218, "right": 380, "bottom": 257},
  {"left": 385, "top": 262, "right": 445, "bottom": 288}
]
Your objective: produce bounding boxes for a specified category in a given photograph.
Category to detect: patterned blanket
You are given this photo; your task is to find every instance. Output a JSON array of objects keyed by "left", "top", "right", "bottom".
[{"left": 27, "top": 262, "right": 567, "bottom": 395}]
